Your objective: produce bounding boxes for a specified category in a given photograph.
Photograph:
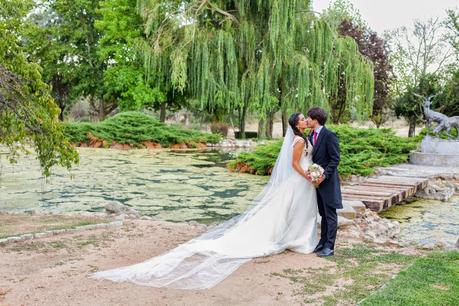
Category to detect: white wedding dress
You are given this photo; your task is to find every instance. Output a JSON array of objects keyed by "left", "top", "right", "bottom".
[{"left": 91, "top": 127, "right": 318, "bottom": 289}]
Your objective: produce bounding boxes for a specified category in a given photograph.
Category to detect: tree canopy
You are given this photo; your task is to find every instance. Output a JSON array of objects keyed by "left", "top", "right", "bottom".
[
  {"left": 139, "top": 0, "right": 374, "bottom": 136},
  {"left": 0, "top": 0, "right": 78, "bottom": 176}
]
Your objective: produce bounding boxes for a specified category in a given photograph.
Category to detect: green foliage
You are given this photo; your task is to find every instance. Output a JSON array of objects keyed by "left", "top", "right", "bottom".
[
  {"left": 96, "top": 0, "right": 165, "bottom": 112},
  {"left": 440, "top": 68, "right": 459, "bottom": 116},
  {"left": 139, "top": 0, "right": 374, "bottom": 125},
  {"left": 393, "top": 74, "right": 442, "bottom": 136},
  {"left": 233, "top": 140, "right": 283, "bottom": 175},
  {"left": 388, "top": 18, "right": 454, "bottom": 135},
  {"left": 229, "top": 125, "right": 420, "bottom": 178},
  {"left": 25, "top": 0, "right": 166, "bottom": 119},
  {"left": 361, "top": 251, "right": 459, "bottom": 306},
  {"left": 25, "top": 0, "right": 108, "bottom": 118},
  {"left": 336, "top": 125, "right": 420, "bottom": 177},
  {"left": 0, "top": 0, "right": 78, "bottom": 176},
  {"left": 63, "top": 112, "right": 220, "bottom": 146}
]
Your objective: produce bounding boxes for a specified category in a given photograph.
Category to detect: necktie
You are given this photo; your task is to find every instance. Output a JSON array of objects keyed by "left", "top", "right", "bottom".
[{"left": 313, "top": 131, "right": 318, "bottom": 145}]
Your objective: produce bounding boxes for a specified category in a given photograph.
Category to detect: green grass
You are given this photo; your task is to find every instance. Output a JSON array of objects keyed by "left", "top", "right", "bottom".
[
  {"left": 272, "top": 245, "right": 419, "bottom": 305},
  {"left": 63, "top": 111, "right": 221, "bottom": 147},
  {"left": 229, "top": 125, "right": 422, "bottom": 178},
  {"left": 361, "top": 251, "right": 459, "bottom": 306}
]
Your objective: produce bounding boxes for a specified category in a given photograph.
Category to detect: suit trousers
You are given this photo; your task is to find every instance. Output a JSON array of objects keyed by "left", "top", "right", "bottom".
[{"left": 317, "top": 194, "right": 338, "bottom": 250}]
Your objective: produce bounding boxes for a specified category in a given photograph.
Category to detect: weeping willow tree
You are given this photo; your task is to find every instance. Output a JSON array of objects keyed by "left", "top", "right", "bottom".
[{"left": 138, "top": 0, "right": 373, "bottom": 137}]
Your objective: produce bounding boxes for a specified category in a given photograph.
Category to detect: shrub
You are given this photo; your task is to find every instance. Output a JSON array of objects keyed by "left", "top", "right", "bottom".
[
  {"left": 229, "top": 125, "right": 421, "bottom": 178},
  {"left": 63, "top": 111, "right": 220, "bottom": 147}
]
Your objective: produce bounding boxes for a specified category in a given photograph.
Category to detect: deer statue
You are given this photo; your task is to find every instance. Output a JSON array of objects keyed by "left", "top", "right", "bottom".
[{"left": 416, "top": 93, "right": 459, "bottom": 139}]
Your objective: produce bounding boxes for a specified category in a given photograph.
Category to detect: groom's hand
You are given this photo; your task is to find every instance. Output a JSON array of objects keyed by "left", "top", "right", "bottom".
[{"left": 315, "top": 174, "right": 325, "bottom": 186}]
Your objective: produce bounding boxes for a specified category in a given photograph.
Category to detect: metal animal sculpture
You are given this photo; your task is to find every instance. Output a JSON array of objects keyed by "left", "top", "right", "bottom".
[{"left": 417, "top": 94, "right": 459, "bottom": 139}]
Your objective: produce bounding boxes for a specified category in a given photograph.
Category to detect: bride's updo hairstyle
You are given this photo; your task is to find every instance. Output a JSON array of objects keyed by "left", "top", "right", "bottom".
[{"left": 288, "top": 112, "right": 308, "bottom": 148}]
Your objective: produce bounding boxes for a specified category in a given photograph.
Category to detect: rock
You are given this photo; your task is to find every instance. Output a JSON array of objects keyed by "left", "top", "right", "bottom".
[
  {"left": 456, "top": 238, "right": 459, "bottom": 249},
  {"left": 110, "top": 143, "right": 125, "bottom": 150},
  {"left": 188, "top": 220, "right": 199, "bottom": 226},
  {"left": 143, "top": 141, "right": 162, "bottom": 149},
  {"left": 6, "top": 236, "right": 22, "bottom": 243},
  {"left": 364, "top": 231, "right": 377, "bottom": 241},
  {"left": 342, "top": 225, "right": 363, "bottom": 239},
  {"left": 91, "top": 140, "right": 103, "bottom": 148},
  {"left": 21, "top": 233, "right": 34, "bottom": 240},
  {"left": 210, "top": 139, "right": 256, "bottom": 148},
  {"left": 33, "top": 232, "right": 51, "bottom": 239},
  {"left": 415, "top": 179, "right": 455, "bottom": 201},
  {"left": 141, "top": 216, "right": 153, "bottom": 220},
  {"left": 420, "top": 242, "right": 435, "bottom": 250},
  {"left": 338, "top": 216, "right": 354, "bottom": 227},
  {"left": 195, "top": 143, "right": 207, "bottom": 150},
  {"left": 170, "top": 143, "right": 188, "bottom": 150},
  {"left": 111, "top": 220, "right": 123, "bottom": 227},
  {"left": 338, "top": 202, "right": 357, "bottom": 219},
  {"left": 115, "top": 214, "right": 126, "bottom": 221},
  {"left": 105, "top": 202, "right": 140, "bottom": 218},
  {"left": 344, "top": 200, "right": 366, "bottom": 215}
]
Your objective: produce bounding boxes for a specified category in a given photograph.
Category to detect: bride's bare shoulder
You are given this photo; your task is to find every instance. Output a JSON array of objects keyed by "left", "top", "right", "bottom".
[{"left": 293, "top": 136, "right": 305, "bottom": 147}]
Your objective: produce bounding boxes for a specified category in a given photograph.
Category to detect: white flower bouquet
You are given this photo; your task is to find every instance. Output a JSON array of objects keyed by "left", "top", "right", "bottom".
[{"left": 307, "top": 163, "right": 324, "bottom": 187}]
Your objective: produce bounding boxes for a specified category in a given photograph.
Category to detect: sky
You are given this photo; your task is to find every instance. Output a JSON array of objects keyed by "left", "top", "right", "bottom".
[{"left": 313, "top": 0, "right": 459, "bottom": 34}]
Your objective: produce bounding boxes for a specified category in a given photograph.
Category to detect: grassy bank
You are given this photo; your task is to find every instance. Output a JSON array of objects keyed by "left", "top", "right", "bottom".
[
  {"left": 272, "top": 245, "right": 417, "bottom": 305},
  {"left": 361, "top": 250, "right": 459, "bottom": 305},
  {"left": 272, "top": 244, "right": 457, "bottom": 305},
  {"left": 63, "top": 111, "right": 221, "bottom": 148},
  {"left": 228, "top": 125, "right": 421, "bottom": 178}
]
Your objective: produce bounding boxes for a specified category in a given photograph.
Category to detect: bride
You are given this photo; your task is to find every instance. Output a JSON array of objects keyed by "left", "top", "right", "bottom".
[{"left": 91, "top": 112, "right": 319, "bottom": 289}]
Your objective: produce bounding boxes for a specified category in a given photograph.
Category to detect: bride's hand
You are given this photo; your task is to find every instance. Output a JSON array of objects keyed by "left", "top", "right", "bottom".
[{"left": 304, "top": 170, "right": 312, "bottom": 182}]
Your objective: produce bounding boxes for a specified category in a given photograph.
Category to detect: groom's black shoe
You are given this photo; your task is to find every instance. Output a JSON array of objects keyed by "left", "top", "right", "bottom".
[
  {"left": 317, "top": 247, "right": 334, "bottom": 257},
  {"left": 313, "top": 244, "right": 324, "bottom": 253}
]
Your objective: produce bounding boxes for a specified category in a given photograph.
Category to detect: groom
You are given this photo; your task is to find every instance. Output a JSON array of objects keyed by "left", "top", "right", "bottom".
[{"left": 305, "top": 107, "right": 342, "bottom": 257}]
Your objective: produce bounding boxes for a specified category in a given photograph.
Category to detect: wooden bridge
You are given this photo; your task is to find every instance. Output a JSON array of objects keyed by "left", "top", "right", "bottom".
[{"left": 341, "top": 175, "right": 429, "bottom": 212}]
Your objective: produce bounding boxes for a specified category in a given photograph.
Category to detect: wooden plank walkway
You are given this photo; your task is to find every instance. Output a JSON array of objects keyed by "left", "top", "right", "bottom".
[{"left": 341, "top": 175, "right": 429, "bottom": 212}]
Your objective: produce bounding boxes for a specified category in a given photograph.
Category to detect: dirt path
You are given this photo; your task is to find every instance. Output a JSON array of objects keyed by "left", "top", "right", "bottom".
[{"left": 0, "top": 220, "right": 334, "bottom": 306}]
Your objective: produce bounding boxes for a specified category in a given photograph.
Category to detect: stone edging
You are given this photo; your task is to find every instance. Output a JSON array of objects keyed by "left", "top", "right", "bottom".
[{"left": 0, "top": 220, "right": 123, "bottom": 246}]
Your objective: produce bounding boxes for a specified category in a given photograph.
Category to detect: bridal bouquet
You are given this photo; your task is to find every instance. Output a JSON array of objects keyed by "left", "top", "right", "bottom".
[{"left": 307, "top": 163, "right": 324, "bottom": 187}]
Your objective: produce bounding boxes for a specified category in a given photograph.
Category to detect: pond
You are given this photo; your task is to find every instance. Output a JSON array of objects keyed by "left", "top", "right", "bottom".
[
  {"left": 1, "top": 148, "right": 457, "bottom": 248},
  {"left": 0, "top": 148, "right": 267, "bottom": 224},
  {"left": 380, "top": 196, "right": 459, "bottom": 248}
]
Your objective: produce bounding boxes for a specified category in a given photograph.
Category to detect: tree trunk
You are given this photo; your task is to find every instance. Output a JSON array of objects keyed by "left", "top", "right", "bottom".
[
  {"left": 258, "top": 117, "right": 265, "bottom": 139},
  {"left": 408, "top": 117, "right": 416, "bottom": 137},
  {"left": 58, "top": 102, "right": 65, "bottom": 121},
  {"left": 266, "top": 111, "right": 274, "bottom": 139},
  {"left": 98, "top": 99, "right": 105, "bottom": 121},
  {"left": 281, "top": 110, "right": 288, "bottom": 137},
  {"left": 159, "top": 103, "right": 166, "bottom": 123},
  {"left": 239, "top": 105, "right": 247, "bottom": 139}
]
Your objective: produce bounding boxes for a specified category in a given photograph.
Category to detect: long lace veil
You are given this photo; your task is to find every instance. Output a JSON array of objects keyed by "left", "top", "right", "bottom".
[{"left": 90, "top": 127, "right": 297, "bottom": 289}]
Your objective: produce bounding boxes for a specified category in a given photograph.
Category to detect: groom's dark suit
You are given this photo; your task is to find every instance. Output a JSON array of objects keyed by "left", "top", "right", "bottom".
[{"left": 309, "top": 126, "right": 342, "bottom": 251}]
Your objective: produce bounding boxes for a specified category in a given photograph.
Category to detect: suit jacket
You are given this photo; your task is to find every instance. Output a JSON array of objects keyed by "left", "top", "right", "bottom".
[{"left": 309, "top": 126, "right": 343, "bottom": 209}]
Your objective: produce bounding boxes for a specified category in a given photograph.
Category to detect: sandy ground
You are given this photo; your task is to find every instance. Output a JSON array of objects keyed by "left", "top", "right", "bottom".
[{"left": 0, "top": 219, "right": 340, "bottom": 306}]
